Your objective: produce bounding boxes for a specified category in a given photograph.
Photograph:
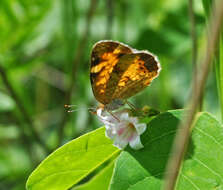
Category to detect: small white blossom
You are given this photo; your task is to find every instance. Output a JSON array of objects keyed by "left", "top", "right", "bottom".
[{"left": 97, "top": 108, "right": 147, "bottom": 150}]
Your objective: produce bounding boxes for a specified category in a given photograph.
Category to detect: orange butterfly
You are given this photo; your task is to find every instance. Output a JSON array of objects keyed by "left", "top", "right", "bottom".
[{"left": 90, "top": 40, "right": 161, "bottom": 111}]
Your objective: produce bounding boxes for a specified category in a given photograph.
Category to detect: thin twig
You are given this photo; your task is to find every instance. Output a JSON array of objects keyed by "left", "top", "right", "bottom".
[
  {"left": 0, "top": 65, "right": 50, "bottom": 153},
  {"left": 188, "top": 0, "right": 197, "bottom": 70},
  {"left": 106, "top": 0, "right": 114, "bottom": 38},
  {"left": 162, "top": 1, "right": 223, "bottom": 190},
  {"left": 57, "top": 0, "right": 99, "bottom": 146},
  {"left": 188, "top": 0, "right": 202, "bottom": 110}
]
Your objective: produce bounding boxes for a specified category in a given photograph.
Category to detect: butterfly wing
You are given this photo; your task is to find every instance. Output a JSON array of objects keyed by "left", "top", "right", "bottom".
[
  {"left": 90, "top": 41, "right": 132, "bottom": 104},
  {"left": 106, "top": 52, "right": 160, "bottom": 100}
]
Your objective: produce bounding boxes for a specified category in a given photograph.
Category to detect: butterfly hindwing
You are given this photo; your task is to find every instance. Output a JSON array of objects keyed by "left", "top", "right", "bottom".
[{"left": 106, "top": 52, "right": 160, "bottom": 100}]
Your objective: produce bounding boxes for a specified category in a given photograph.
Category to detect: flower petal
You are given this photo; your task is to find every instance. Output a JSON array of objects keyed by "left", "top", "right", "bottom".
[
  {"left": 113, "top": 137, "right": 128, "bottom": 149},
  {"left": 97, "top": 108, "right": 104, "bottom": 118},
  {"left": 116, "top": 121, "right": 128, "bottom": 131},
  {"left": 129, "top": 136, "right": 144, "bottom": 150},
  {"left": 120, "top": 112, "right": 129, "bottom": 120},
  {"left": 97, "top": 109, "right": 119, "bottom": 127},
  {"left": 105, "top": 127, "right": 116, "bottom": 139},
  {"left": 97, "top": 108, "right": 147, "bottom": 150},
  {"left": 129, "top": 117, "right": 138, "bottom": 125},
  {"left": 135, "top": 123, "right": 147, "bottom": 135}
]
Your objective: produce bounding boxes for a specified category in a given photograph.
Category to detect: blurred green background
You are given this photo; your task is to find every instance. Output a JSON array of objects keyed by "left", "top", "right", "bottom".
[{"left": 0, "top": 0, "right": 220, "bottom": 189}]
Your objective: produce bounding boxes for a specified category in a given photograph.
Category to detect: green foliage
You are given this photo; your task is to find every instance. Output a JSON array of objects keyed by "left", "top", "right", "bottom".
[
  {"left": 202, "top": 0, "right": 212, "bottom": 17},
  {"left": 26, "top": 110, "right": 223, "bottom": 189},
  {"left": 220, "top": 35, "right": 223, "bottom": 120},
  {"left": 26, "top": 127, "right": 119, "bottom": 190},
  {"left": 72, "top": 161, "right": 115, "bottom": 190},
  {"left": 0, "top": 0, "right": 222, "bottom": 189},
  {"left": 0, "top": 92, "right": 15, "bottom": 111},
  {"left": 110, "top": 110, "right": 223, "bottom": 189},
  {"left": 202, "top": 0, "right": 223, "bottom": 121}
]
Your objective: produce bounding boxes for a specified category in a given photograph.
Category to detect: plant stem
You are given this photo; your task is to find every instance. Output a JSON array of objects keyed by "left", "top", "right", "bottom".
[
  {"left": 218, "top": 34, "right": 223, "bottom": 120},
  {"left": 188, "top": 0, "right": 200, "bottom": 110},
  {"left": 162, "top": 1, "right": 223, "bottom": 190},
  {"left": 0, "top": 65, "right": 50, "bottom": 153},
  {"left": 188, "top": 0, "right": 197, "bottom": 72}
]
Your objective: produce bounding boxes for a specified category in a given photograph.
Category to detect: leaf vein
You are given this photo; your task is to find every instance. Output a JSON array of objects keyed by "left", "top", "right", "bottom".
[
  {"left": 145, "top": 130, "right": 176, "bottom": 146},
  {"left": 194, "top": 127, "right": 223, "bottom": 150},
  {"left": 180, "top": 173, "right": 200, "bottom": 190},
  {"left": 192, "top": 157, "right": 223, "bottom": 181}
]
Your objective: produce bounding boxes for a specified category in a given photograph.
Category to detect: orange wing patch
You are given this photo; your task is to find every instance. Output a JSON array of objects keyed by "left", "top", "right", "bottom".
[
  {"left": 90, "top": 41, "right": 132, "bottom": 105},
  {"left": 107, "top": 53, "right": 159, "bottom": 100}
]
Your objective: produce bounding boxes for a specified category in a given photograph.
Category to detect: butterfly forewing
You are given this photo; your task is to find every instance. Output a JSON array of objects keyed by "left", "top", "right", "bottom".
[{"left": 90, "top": 41, "right": 132, "bottom": 104}]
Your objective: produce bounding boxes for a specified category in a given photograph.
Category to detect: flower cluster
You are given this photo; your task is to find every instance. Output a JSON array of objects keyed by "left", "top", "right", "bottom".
[{"left": 97, "top": 108, "right": 147, "bottom": 150}]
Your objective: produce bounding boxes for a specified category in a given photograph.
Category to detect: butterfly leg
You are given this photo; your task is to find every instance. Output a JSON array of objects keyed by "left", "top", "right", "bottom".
[
  {"left": 125, "top": 100, "right": 137, "bottom": 111},
  {"left": 107, "top": 110, "right": 120, "bottom": 122}
]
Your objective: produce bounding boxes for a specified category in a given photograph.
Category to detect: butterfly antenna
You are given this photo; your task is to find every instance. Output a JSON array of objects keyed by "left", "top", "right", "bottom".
[
  {"left": 64, "top": 104, "right": 96, "bottom": 113},
  {"left": 64, "top": 104, "right": 79, "bottom": 108},
  {"left": 88, "top": 107, "right": 97, "bottom": 115}
]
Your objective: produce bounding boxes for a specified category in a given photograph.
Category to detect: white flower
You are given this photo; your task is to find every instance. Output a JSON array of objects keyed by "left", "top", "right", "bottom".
[{"left": 97, "top": 108, "right": 147, "bottom": 150}]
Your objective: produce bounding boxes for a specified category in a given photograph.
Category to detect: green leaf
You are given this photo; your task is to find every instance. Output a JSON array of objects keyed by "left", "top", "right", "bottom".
[
  {"left": 219, "top": 34, "right": 223, "bottom": 121},
  {"left": 202, "top": 0, "right": 223, "bottom": 121},
  {"left": 110, "top": 110, "right": 223, "bottom": 190},
  {"left": 0, "top": 92, "right": 15, "bottom": 111},
  {"left": 26, "top": 127, "right": 120, "bottom": 190},
  {"left": 0, "top": 125, "right": 19, "bottom": 139},
  {"left": 73, "top": 161, "right": 115, "bottom": 190},
  {"left": 202, "top": 0, "right": 213, "bottom": 17}
]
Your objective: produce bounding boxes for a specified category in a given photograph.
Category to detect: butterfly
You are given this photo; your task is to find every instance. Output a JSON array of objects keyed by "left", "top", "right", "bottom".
[{"left": 90, "top": 40, "right": 161, "bottom": 111}]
